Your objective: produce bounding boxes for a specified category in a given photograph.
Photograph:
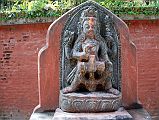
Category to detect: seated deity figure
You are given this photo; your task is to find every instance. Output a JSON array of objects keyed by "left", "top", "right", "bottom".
[{"left": 62, "top": 7, "right": 119, "bottom": 95}]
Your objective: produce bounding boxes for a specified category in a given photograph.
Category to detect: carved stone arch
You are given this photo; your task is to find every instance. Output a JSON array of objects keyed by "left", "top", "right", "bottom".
[{"left": 35, "top": 1, "right": 137, "bottom": 112}]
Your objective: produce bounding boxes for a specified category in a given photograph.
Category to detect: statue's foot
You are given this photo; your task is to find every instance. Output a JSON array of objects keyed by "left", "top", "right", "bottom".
[
  {"left": 62, "top": 86, "right": 74, "bottom": 94},
  {"left": 107, "top": 88, "right": 120, "bottom": 95}
]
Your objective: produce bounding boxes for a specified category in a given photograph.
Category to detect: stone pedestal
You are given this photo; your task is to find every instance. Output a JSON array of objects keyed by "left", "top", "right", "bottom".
[
  {"left": 52, "top": 108, "right": 133, "bottom": 120},
  {"left": 60, "top": 91, "right": 122, "bottom": 112}
]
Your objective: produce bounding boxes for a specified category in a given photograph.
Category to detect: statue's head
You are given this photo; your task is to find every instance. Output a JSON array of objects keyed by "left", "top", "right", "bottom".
[{"left": 79, "top": 7, "right": 100, "bottom": 38}]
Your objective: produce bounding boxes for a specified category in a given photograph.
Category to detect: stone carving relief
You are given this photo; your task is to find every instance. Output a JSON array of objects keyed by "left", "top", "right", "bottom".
[{"left": 60, "top": 3, "right": 121, "bottom": 112}]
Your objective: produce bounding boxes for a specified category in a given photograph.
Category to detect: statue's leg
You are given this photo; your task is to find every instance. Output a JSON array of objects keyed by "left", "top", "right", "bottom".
[
  {"left": 107, "top": 87, "right": 120, "bottom": 95},
  {"left": 105, "top": 76, "right": 120, "bottom": 95},
  {"left": 62, "top": 76, "right": 80, "bottom": 94},
  {"left": 104, "top": 76, "right": 112, "bottom": 90},
  {"left": 104, "top": 62, "right": 120, "bottom": 95},
  {"left": 62, "top": 62, "right": 85, "bottom": 93},
  {"left": 104, "top": 60, "right": 113, "bottom": 90},
  {"left": 104, "top": 76, "right": 120, "bottom": 95},
  {"left": 62, "top": 72, "right": 81, "bottom": 94}
]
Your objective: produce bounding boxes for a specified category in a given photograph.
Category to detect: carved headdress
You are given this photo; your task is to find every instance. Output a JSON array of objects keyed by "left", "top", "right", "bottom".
[
  {"left": 78, "top": 7, "right": 100, "bottom": 34},
  {"left": 80, "top": 7, "right": 98, "bottom": 20}
]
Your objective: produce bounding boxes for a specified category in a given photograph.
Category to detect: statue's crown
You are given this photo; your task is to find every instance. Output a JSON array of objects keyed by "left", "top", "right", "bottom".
[
  {"left": 81, "top": 7, "right": 97, "bottom": 18},
  {"left": 78, "top": 7, "right": 100, "bottom": 34}
]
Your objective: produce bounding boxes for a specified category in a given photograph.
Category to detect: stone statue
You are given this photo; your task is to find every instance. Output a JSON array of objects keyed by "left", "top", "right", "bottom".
[
  {"left": 62, "top": 7, "right": 119, "bottom": 95},
  {"left": 60, "top": 6, "right": 121, "bottom": 113}
]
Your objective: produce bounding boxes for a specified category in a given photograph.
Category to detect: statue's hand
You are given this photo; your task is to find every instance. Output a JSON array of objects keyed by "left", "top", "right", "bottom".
[
  {"left": 105, "top": 61, "right": 113, "bottom": 73},
  {"left": 80, "top": 52, "right": 89, "bottom": 61},
  {"left": 109, "top": 50, "right": 116, "bottom": 61}
]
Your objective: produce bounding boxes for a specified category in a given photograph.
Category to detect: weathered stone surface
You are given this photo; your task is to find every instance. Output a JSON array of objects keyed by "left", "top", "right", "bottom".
[
  {"left": 128, "top": 109, "right": 151, "bottom": 120},
  {"left": 59, "top": 2, "right": 122, "bottom": 113},
  {"left": 30, "top": 111, "right": 54, "bottom": 120},
  {"left": 30, "top": 108, "right": 152, "bottom": 120},
  {"left": 60, "top": 3, "right": 120, "bottom": 94},
  {"left": 60, "top": 91, "right": 121, "bottom": 112},
  {"left": 36, "top": 0, "right": 137, "bottom": 112},
  {"left": 52, "top": 108, "right": 132, "bottom": 120}
]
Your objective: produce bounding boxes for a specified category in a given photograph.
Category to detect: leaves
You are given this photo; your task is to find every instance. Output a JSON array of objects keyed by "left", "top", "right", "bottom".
[{"left": 0, "top": 0, "right": 159, "bottom": 21}]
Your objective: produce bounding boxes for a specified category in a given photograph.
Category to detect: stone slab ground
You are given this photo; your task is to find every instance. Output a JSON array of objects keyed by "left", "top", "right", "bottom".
[
  {"left": 52, "top": 108, "right": 132, "bottom": 120},
  {"left": 30, "top": 108, "right": 151, "bottom": 120},
  {"left": 30, "top": 111, "right": 54, "bottom": 120}
]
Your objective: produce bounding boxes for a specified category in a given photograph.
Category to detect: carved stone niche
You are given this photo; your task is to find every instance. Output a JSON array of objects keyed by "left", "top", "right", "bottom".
[{"left": 36, "top": 0, "right": 137, "bottom": 114}]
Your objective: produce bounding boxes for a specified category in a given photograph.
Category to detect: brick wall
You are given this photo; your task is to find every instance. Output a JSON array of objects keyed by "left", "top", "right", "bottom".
[
  {"left": 0, "top": 20, "right": 159, "bottom": 119},
  {"left": 0, "top": 23, "right": 50, "bottom": 119},
  {"left": 126, "top": 20, "right": 159, "bottom": 118}
]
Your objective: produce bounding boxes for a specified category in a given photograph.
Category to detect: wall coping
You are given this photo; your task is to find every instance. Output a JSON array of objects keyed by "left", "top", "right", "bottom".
[
  {"left": 0, "top": 17, "right": 58, "bottom": 26},
  {"left": 0, "top": 15, "right": 159, "bottom": 26},
  {"left": 120, "top": 14, "right": 159, "bottom": 20}
]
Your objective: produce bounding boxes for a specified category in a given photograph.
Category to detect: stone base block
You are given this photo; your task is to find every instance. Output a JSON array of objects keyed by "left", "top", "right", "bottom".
[
  {"left": 52, "top": 108, "right": 133, "bottom": 120},
  {"left": 60, "top": 91, "right": 122, "bottom": 112}
]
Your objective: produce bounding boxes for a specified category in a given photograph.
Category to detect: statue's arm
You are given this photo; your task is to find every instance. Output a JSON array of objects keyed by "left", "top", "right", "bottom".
[
  {"left": 106, "top": 35, "right": 117, "bottom": 61},
  {"left": 99, "top": 40, "right": 110, "bottom": 63},
  {"left": 100, "top": 40, "right": 113, "bottom": 73},
  {"left": 64, "top": 30, "right": 74, "bottom": 59},
  {"left": 72, "top": 41, "right": 88, "bottom": 61}
]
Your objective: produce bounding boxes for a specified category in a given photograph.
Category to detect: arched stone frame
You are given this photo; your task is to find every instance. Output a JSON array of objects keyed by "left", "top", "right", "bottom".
[{"left": 34, "top": 1, "right": 138, "bottom": 112}]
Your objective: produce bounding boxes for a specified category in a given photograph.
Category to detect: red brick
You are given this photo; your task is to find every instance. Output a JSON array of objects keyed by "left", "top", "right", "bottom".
[
  {"left": 0, "top": 19, "right": 159, "bottom": 119},
  {"left": 0, "top": 23, "right": 51, "bottom": 119},
  {"left": 126, "top": 20, "right": 159, "bottom": 117}
]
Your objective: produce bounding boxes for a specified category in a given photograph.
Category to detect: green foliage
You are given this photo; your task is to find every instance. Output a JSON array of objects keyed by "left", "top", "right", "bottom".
[
  {"left": 0, "top": 0, "right": 159, "bottom": 21},
  {"left": 95, "top": 0, "right": 159, "bottom": 15},
  {"left": 0, "top": 0, "right": 66, "bottom": 21},
  {"left": 96, "top": 0, "right": 159, "bottom": 16}
]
